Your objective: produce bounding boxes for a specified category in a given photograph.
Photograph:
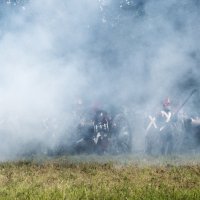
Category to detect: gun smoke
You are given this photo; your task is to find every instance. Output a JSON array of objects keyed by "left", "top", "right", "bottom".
[{"left": 0, "top": 0, "right": 200, "bottom": 160}]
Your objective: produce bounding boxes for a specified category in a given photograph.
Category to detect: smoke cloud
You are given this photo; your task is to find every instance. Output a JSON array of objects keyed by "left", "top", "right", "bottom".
[{"left": 0, "top": 0, "right": 199, "bottom": 159}]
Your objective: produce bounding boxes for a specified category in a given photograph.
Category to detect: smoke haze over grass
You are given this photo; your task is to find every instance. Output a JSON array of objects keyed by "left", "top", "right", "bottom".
[{"left": 0, "top": 0, "right": 200, "bottom": 159}]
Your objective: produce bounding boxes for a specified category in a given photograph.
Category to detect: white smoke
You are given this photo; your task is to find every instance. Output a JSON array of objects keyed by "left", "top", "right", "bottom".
[{"left": 0, "top": 0, "right": 199, "bottom": 159}]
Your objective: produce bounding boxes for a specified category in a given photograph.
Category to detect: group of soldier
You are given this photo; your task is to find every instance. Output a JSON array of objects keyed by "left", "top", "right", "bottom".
[{"left": 72, "top": 90, "right": 200, "bottom": 155}]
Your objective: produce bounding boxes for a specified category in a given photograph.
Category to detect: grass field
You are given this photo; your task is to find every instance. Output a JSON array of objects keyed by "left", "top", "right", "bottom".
[{"left": 0, "top": 154, "right": 200, "bottom": 199}]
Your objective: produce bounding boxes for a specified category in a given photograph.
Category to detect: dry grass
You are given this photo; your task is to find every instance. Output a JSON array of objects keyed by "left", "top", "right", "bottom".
[{"left": 0, "top": 154, "right": 200, "bottom": 199}]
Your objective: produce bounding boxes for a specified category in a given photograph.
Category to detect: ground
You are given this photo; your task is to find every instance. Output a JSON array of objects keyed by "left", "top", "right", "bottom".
[{"left": 0, "top": 154, "right": 200, "bottom": 199}]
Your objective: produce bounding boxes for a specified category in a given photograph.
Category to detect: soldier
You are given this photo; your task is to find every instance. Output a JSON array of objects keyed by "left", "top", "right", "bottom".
[
  {"left": 145, "top": 97, "right": 174, "bottom": 155},
  {"left": 158, "top": 97, "right": 174, "bottom": 155}
]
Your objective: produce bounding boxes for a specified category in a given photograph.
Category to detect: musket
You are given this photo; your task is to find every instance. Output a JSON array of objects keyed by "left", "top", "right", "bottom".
[
  {"left": 159, "top": 89, "right": 198, "bottom": 132},
  {"left": 174, "top": 89, "right": 198, "bottom": 115},
  {"left": 146, "top": 89, "right": 198, "bottom": 133}
]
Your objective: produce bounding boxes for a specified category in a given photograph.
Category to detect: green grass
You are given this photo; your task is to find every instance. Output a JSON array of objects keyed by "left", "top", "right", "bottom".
[{"left": 0, "top": 154, "right": 200, "bottom": 199}]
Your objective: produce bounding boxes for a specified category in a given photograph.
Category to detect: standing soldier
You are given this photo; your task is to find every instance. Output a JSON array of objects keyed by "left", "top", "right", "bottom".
[
  {"left": 145, "top": 97, "right": 174, "bottom": 155},
  {"left": 157, "top": 97, "right": 174, "bottom": 155}
]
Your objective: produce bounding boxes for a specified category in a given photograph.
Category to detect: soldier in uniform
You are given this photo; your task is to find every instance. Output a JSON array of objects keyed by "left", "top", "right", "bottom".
[
  {"left": 145, "top": 97, "right": 174, "bottom": 155},
  {"left": 157, "top": 97, "right": 174, "bottom": 155}
]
